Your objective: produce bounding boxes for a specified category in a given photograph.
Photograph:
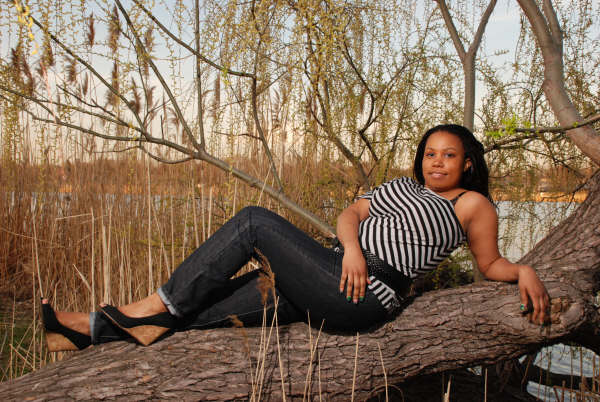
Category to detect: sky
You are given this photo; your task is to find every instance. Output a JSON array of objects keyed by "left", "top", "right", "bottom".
[{"left": 1, "top": 0, "right": 598, "bottom": 156}]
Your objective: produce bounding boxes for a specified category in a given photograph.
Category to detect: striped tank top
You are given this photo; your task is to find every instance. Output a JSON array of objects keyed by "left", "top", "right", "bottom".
[{"left": 358, "top": 177, "right": 467, "bottom": 312}]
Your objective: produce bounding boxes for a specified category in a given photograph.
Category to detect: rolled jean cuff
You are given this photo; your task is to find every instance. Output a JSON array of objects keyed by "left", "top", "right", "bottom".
[{"left": 158, "top": 286, "right": 182, "bottom": 317}]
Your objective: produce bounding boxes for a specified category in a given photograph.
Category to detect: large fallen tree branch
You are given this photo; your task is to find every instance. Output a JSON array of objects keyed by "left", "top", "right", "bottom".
[{"left": 1, "top": 174, "right": 599, "bottom": 400}]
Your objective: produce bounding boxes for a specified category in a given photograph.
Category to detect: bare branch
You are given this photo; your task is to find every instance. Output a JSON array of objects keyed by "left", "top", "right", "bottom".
[
  {"left": 1, "top": 84, "right": 116, "bottom": 130},
  {"left": 436, "top": 0, "right": 497, "bottom": 131},
  {"left": 434, "top": 0, "right": 466, "bottom": 61},
  {"left": 138, "top": 146, "right": 194, "bottom": 165},
  {"left": 517, "top": 0, "right": 600, "bottom": 164},
  {"left": 542, "top": 0, "right": 563, "bottom": 48},
  {"left": 468, "top": 0, "right": 497, "bottom": 56},
  {"left": 0, "top": 84, "right": 196, "bottom": 159}
]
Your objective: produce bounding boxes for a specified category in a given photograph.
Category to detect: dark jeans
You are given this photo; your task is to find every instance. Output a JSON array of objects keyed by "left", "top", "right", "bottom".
[{"left": 91, "top": 206, "right": 388, "bottom": 343}]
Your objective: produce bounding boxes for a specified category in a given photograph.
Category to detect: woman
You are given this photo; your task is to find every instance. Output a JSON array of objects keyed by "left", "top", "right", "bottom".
[{"left": 42, "top": 124, "right": 550, "bottom": 351}]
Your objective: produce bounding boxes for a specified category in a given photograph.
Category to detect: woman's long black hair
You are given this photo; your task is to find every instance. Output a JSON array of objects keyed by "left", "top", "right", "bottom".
[{"left": 413, "top": 124, "right": 491, "bottom": 201}]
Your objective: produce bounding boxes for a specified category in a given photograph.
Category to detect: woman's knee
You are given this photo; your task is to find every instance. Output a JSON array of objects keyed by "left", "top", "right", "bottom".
[{"left": 236, "top": 206, "right": 276, "bottom": 223}]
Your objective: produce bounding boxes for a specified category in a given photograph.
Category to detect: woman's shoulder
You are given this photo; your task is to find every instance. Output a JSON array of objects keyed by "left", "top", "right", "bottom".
[
  {"left": 455, "top": 190, "right": 497, "bottom": 223},
  {"left": 457, "top": 190, "right": 493, "bottom": 208}
]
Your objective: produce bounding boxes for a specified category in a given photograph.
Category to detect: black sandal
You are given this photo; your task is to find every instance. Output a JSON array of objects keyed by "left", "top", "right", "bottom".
[
  {"left": 41, "top": 298, "right": 91, "bottom": 351},
  {"left": 100, "top": 304, "right": 175, "bottom": 346}
]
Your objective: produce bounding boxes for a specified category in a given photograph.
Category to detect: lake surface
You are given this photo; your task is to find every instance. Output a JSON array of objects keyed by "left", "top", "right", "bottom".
[
  {"left": 497, "top": 201, "right": 596, "bottom": 401},
  {"left": 496, "top": 200, "right": 577, "bottom": 261}
]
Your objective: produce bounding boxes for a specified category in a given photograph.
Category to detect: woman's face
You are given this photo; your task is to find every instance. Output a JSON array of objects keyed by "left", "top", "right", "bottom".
[{"left": 421, "top": 131, "right": 471, "bottom": 193}]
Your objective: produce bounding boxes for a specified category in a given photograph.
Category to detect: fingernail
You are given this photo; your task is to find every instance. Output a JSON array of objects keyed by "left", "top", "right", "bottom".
[
  {"left": 359, "top": 296, "right": 364, "bottom": 302},
  {"left": 519, "top": 303, "right": 526, "bottom": 312},
  {"left": 346, "top": 296, "right": 351, "bottom": 302},
  {"left": 353, "top": 299, "right": 358, "bottom": 304}
]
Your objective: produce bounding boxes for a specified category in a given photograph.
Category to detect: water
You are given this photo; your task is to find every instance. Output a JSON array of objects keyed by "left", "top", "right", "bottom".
[
  {"left": 496, "top": 200, "right": 578, "bottom": 261},
  {"left": 497, "top": 200, "right": 597, "bottom": 401},
  {"left": 526, "top": 344, "right": 598, "bottom": 401}
]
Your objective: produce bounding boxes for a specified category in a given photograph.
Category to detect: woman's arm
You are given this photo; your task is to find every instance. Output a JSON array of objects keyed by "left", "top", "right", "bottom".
[
  {"left": 460, "top": 193, "right": 550, "bottom": 324},
  {"left": 336, "top": 198, "right": 371, "bottom": 303}
]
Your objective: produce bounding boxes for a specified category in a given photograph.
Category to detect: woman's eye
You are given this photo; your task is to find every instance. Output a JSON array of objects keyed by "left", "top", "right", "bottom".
[{"left": 445, "top": 153, "right": 455, "bottom": 158}]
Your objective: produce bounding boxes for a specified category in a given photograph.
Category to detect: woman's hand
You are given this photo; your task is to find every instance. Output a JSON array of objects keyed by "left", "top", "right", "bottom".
[
  {"left": 517, "top": 265, "right": 550, "bottom": 324},
  {"left": 339, "top": 245, "right": 371, "bottom": 303},
  {"left": 336, "top": 198, "right": 371, "bottom": 303}
]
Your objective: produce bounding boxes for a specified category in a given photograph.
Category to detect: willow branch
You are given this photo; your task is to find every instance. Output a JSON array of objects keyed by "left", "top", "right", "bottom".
[
  {"left": 115, "top": 0, "right": 201, "bottom": 153},
  {"left": 131, "top": 0, "right": 253, "bottom": 78},
  {"left": 484, "top": 134, "right": 539, "bottom": 153},
  {"left": 251, "top": 77, "right": 284, "bottom": 192},
  {"left": 484, "top": 131, "right": 568, "bottom": 153},
  {"left": 1, "top": 85, "right": 129, "bottom": 134},
  {"left": 341, "top": 41, "right": 378, "bottom": 162},
  {"left": 3, "top": 85, "right": 196, "bottom": 158},
  {"left": 58, "top": 85, "right": 118, "bottom": 120},
  {"left": 303, "top": 26, "right": 370, "bottom": 186},
  {"left": 194, "top": 0, "right": 206, "bottom": 149},
  {"left": 29, "top": 15, "right": 145, "bottom": 132},
  {"left": 249, "top": 3, "right": 284, "bottom": 192},
  {"left": 494, "top": 113, "right": 600, "bottom": 135}
]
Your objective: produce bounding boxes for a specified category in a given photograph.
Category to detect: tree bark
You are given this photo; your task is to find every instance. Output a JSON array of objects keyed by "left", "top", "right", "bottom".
[{"left": 2, "top": 174, "right": 599, "bottom": 400}]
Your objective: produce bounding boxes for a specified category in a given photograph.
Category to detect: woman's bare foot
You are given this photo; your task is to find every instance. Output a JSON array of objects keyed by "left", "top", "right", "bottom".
[
  {"left": 100, "top": 293, "right": 167, "bottom": 318},
  {"left": 41, "top": 299, "right": 91, "bottom": 336}
]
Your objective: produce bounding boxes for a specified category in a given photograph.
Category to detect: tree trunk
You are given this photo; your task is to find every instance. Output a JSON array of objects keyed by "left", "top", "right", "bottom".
[
  {"left": 518, "top": 0, "right": 600, "bottom": 165},
  {"left": 435, "top": 0, "right": 497, "bottom": 132},
  {"left": 2, "top": 174, "right": 599, "bottom": 400}
]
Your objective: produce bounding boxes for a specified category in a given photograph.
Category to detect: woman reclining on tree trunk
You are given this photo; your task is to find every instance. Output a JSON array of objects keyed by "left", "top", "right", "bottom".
[{"left": 42, "top": 124, "right": 550, "bottom": 351}]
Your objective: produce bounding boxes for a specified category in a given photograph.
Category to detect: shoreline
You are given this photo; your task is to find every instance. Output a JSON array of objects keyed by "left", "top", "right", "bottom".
[{"left": 492, "top": 190, "right": 588, "bottom": 203}]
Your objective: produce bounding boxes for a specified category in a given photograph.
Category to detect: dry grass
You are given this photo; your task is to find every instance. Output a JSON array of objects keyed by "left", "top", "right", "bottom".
[
  {"left": 0, "top": 156, "right": 342, "bottom": 298},
  {"left": 0, "top": 152, "right": 594, "bottom": 399},
  {"left": 0, "top": 152, "right": 356, "bottom": 382}
]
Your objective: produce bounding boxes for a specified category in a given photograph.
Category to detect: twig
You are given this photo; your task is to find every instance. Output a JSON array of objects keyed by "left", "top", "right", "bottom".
[
  {"left": 131, "top": 0, "right": 253, "bottom": 78},
  {"left": 351, "top": 332, "right": 359, "bottom": 402},
  {"left": 377, "top": 342, "right": 389, "bottom": 402},
  {"left": 492, "top": 112, "right": 600, "bottom": 135}
]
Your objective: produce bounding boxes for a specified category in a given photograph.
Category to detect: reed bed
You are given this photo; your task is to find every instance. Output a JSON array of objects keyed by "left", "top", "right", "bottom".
[
  {"left": 0, "top": 150, "right": 360, "bottom": 381},
  {"left": 0, "top": 152, "right": 594, "bottom": 399}
]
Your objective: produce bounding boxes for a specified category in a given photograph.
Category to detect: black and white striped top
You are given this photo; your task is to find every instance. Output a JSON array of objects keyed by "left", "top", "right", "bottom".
[{"left": 358, "top": 177, "right": 467, "bottom": 312}]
